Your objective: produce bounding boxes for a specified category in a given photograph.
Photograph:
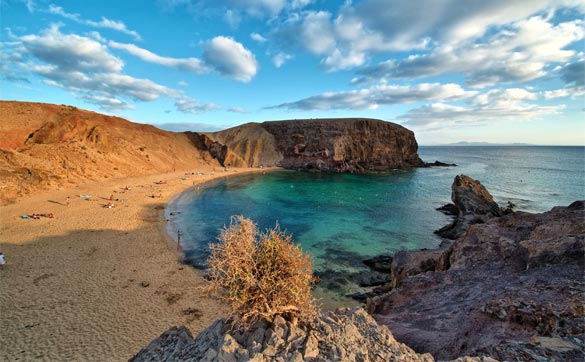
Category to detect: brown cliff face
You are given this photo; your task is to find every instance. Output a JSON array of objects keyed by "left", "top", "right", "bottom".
[
  {"left": 208, "top": 118, "right": 423, "bottom": 172},
  {"left": 0, "top": 101, "right": 220, "bottom": 204},
  {"left": 205, "top": 123, "right": 283, "bottom": 168}
]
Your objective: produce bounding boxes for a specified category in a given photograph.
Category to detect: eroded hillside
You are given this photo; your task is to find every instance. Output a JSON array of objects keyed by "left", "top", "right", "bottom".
[{"left": 0, "top": 101, "right": 219, "bottom": 204}]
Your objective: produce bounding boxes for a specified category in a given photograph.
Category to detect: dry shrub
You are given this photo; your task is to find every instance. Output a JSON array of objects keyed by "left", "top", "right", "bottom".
[{"left": 207, "top": 216, "right": 318, "bottom": 326}]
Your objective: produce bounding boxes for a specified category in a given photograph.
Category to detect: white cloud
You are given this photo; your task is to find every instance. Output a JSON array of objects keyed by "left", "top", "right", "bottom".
[
  {"left": 291, "top": 0, "right": 313, "bottom": 9},
  {"left": 272, "top": 83, "right": 476, "bottom": 110},
  {"left": 21, "top": 24, "right": 124, "bottom": 73},
  {"left": 12, "top": 25, "right": 218, "bottom": 113},
  {"left": 17, "top": 0, "right": 36, "bottom": 12},
  {"left": 47, "top": 5, "right": 141, "bottom": 40},
  {"left": 250, "top": 32, "right": 267, "bottom": 43},
  {"left": 109, "top": 41, "right": 208, "bottom": 73},
  {"left": 322, "top": 49, "right": 365, "bottom": 72},
  {"left": 159, "top": 0, "right": 308, "bottom": 19},
  {"left": 224, "top": 0, "right": 286, "bottom": 18},
  {"left": 542, "top": 59, "right": 585, "bottom": 99},
  {"left": 203, "top": 36, "right": 258, "bottom": 82},
  {"left": 270, "top": 1, "right": 584, "bottom": 72},
  {"left": 354, "top": 16, "right": 585, "bottom": 87},
  {"left": 175, "top": 96, "right": 221, "bottom": 114},
  {"left": 224, "top": 9, "right": 241, "bottom": 29},
  {"left": 228, "top": 107, "right": 247, "bottom": 113},
  {"left": 272, "top": 52, "right": 292, "bottom": 68},
  {"left": 399, "top": 88, "right": 564, "bottom": 129}
]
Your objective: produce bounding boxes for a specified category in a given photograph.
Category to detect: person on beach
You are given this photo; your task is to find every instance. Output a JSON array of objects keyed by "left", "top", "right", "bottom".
[
  {"left": 66, "top": 196, "right": 70, "bottom": 206},
  {"left": 109, "top": 194, "right": 114, "bottom": 201},
  {"left": 0, "top": 252, "right": 5, "bottom": 270}
]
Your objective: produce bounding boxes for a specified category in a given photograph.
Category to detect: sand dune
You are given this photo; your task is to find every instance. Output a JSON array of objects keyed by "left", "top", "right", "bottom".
[{"left": 0, "top": 167, "right": 261, "bottom": 361}]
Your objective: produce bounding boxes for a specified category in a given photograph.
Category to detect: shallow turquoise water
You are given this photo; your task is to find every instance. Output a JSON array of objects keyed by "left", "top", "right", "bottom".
[{"left": 168, "top": 146, "right": 585, "bottom": 304}]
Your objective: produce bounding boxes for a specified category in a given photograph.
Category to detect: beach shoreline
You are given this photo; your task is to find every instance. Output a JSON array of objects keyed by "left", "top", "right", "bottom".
[{"left": 0, "top": 166, "right": 264, "bottom": 361}]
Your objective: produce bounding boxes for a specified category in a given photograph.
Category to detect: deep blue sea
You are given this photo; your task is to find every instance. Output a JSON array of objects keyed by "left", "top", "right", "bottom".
[{"left": 167, "top": 146, "right": 585, "bottom": 306}]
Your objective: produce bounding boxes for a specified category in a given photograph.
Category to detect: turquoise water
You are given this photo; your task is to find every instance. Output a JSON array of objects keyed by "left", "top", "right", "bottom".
[{"left": 168, "top": 146, "right": 585, "bottom": 304}]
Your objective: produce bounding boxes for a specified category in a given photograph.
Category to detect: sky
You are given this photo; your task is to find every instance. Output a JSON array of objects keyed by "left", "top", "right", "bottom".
[{"left": 1, "top": 0, "right": 584, "bottom": 145}]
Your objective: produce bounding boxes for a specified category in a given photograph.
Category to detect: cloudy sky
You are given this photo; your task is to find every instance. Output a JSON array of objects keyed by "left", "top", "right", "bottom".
[{"left": 2, "top": 0, "right": 584, "bottom": 145}]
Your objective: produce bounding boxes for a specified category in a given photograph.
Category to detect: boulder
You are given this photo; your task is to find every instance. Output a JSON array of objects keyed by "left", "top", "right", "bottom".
[
  {"left": 435, "top": 175, "right": 502, "bottom": 239},
  {"left": 130, "top": 308, "right": 435, "bottom": 362}
]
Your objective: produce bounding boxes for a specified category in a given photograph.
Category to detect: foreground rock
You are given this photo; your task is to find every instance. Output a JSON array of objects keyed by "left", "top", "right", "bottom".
[
  {"left": 130, "top": 308, "right": 435, "bottom": 362},
  {"left": 369, "top": 199, "right": 585, "bottom": 361},
  {"left": 435, "top": 175, "right": 503, "bottom": 239},
  {"left": 206, "top": 118, "right": 424, "bottom": 172}
]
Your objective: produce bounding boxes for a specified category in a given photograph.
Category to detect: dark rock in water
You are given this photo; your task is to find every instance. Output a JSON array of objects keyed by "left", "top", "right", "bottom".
[
  {"left": 362, "top": 255, "right": 394, "bottom": 273},
  {"left": 346, "top": 291, "right": 379, "bottom": 303},
  {"left": 315, "top": 268, "right": 389, "bottom": 291},
  {"left": 422, "top": 160, "right": 457, "bottom": 167},
  {"left": 451, "top": 175, "right": 501, "bottom": 216},
  {"left": 369, "top": 199, "right": 585, "bottom": 361},
  {"left": 205, "top": 118, "right": 424, "bottom": 173},
  {"left": 436, "top": 203, "right": 459, "bottom": 216},
  {"left": 355, "top": 270, "right": 391, "bottom": 287},
  {"left": 435, "top": 175, "right": 502, "bottom": 239},
  {"left": 130, "top": 308, "right": 434, "bottom": 362}
]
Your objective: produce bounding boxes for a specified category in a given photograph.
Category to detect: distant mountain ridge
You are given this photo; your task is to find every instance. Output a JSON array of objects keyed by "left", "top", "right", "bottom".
[{"left": 438, "top": 141, "right": 534, "bottom": 146}]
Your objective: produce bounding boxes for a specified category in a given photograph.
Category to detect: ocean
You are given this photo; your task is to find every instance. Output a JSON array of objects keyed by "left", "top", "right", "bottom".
[{"left": 167, "top": 146, "right": 585, "bottom": 306}]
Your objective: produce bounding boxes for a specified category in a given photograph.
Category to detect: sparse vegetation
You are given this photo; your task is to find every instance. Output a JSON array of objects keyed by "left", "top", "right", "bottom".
[{"left": 207, "top": 216, "right": 318, "bottom": 326}]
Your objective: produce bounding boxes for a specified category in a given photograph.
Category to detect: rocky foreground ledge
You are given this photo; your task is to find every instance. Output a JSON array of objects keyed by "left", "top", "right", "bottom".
[
  {"left": 366, "top": 176, "right": 585, "bottom": 361},
  {"left": 131, "top": 307, "right": 500, "bottom": 362}
]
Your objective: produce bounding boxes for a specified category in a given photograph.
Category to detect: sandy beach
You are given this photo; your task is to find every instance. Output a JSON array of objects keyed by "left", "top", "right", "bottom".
[{"left": 0, "top": 167, "right": 259, "bottom": 361}]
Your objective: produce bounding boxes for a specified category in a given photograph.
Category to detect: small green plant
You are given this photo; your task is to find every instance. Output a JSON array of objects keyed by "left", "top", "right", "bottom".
[{"left": 207, "top": 216, "right": 317, "bottom": 326}]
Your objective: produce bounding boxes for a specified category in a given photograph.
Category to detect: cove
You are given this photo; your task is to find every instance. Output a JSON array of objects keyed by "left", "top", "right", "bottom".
[{"left": 167, "top": 168, "right": 450, "bottom": 305}]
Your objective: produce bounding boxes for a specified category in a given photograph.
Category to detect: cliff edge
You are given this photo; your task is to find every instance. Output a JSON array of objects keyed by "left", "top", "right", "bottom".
[{"left": 207, "top": 118, "right": 423, "bottom": 172}]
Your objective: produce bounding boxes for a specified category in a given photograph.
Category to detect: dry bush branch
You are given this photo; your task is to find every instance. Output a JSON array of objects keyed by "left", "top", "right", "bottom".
[{"left": 207, "top": 216, "right": 318, "bottom": 326}]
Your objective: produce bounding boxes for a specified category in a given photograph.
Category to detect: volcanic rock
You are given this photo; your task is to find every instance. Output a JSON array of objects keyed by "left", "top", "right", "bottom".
[
  {"left": 369, "top": 200, "right": 585, "bottom": 360},
  {"left": 206, "top": 118, "right": 424, "bottom": 172},
  {"left": 130, "top": 308, "right": 435, "bottom": 362},
  {"left": 435, "top": 175, "right": 502, "bottom": 239},
  {"left": 363, "top": 255, "right": 394, "bottom": 273}
]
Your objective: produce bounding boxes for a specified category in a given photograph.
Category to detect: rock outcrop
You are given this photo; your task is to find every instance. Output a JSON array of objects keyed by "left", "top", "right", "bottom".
[
  {"left": 207, "top": 118, "right": 424, "bottom": 172},
  {"left": 435, "top": 175, "right": 502, "bottom": 239},
  {"left": 0, "top": 101, "right": 221, "bottom": 204},
  {"left": 367, "top": 175, "right": 585, "bottom": 360},
  {"left": 130, "top": 308, "right": 434, "bottom": 362},
  {"left": 1, "top": 103, "right": 427, "bottom": 203}
]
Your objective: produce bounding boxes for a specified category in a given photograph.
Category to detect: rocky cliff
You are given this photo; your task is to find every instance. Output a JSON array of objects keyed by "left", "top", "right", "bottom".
[
  {"left": 207, "top": 118, "right": 423, "bottom": 172},
  {"left": 365, "top": 176, "right": 585, "bottom": 361}
]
